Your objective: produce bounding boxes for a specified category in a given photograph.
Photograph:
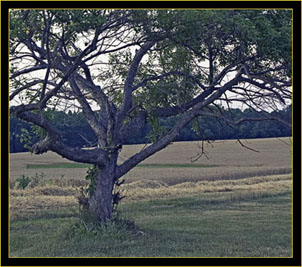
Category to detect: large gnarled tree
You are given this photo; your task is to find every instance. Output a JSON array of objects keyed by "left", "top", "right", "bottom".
[{"left": 9, "top": 9, "right": 292, "bottom": 221}]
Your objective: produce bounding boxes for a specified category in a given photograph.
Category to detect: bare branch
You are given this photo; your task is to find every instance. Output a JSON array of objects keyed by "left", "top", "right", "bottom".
[
  {"left": 195, "top": 110, "right": 292, "bottom": 128},
  {"left": 10, "top": 80, "right": 42, "bottom": 101},
  {"left": 188, "top": 141, "right": 211, "bottom": 162},
  {"left": 132, "top": 71, "right": 207, "bottom": 92},
  {"left": 236, "top": 139, "right": 260, "bottom": 153},
  {"left": 117, "top": 40, "right": 157, "bottom": 124},
  {"left": 10, "top": 65, "right": 48, "bottom": 79},
  {"left": 40, "top": 11, "right": 53, "bottom": 100},
  {"left": 116, "top": 71, "right": 245, "bottom": 179},
  {"left": 69, "top": 77, "right": 107, "bottom": 144},
  {"left": 16, "top": 110, "right": 108, "bottom": 165}
]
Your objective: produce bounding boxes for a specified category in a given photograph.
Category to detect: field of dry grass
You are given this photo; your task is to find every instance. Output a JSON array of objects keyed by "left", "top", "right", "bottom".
[
  {"left": 10, "top": 137, "right": 292, "bottom": 184},
  {"left": 9, "top": 137, "right": 292, "bottom": 221},
  {"left": 10, "top": 173, "right": 292, "bottom": 220}
]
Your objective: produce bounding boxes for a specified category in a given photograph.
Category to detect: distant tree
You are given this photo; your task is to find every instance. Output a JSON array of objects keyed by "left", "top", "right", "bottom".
[
  {"left": 9, "top": 9, "right": 292, "bottom": 221},
  {"left": 9, "top": 116, "right": 31, "bottom": 153}
]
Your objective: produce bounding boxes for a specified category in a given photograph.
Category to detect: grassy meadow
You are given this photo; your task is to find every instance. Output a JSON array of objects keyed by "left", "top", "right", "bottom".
[{"left": 9, "top": 137, "right": 293, "bottom": 257}]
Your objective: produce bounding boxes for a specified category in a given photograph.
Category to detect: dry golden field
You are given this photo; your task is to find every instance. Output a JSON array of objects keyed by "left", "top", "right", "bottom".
[
  {"left": 10, "top": 173, "right": 292, "bottom": 220},
  {"left": 9, "top": 137, "right": 292, "bottom": 220},
  {"left": 10, "top": 137, "right": 292, "bottom": 184},
  {"left": 119, "top": 137, "right": 292, "bottom": 184}
]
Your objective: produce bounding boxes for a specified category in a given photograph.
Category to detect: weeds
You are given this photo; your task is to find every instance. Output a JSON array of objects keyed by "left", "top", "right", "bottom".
[
  {"left": 84, "top": 165, "right": 98, "bottom": 197},
  {"left": 15, "top": 175, "right": 31, "bottom": 189},
  {"left": 62, "top": 211, "right": 140, "bottom": 242},
  {"left": 14, "top": 173, "right": 45, "bottom": 189}
]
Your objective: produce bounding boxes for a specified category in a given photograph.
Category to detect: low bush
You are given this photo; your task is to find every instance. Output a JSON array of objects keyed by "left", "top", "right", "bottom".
[
  {"left": 15, "top": 175, "right": 31, "bottom": 189},
  {"left": 14, "top": 173, "right": 45, "bottom": 190},
  {"left": 63, "top": 213, "right": 140, "bottom": 242}
]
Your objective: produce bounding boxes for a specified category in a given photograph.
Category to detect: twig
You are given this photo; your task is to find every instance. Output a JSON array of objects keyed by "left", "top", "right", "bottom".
[
  {"left": 277, "top": 137, "right": 292, "bottom": 146},
  {"left": 236, "top": 139, "right": 260, "bottom": 153},
  {"left": 188, "top": 140, "right": 211, "bottom": 162}
]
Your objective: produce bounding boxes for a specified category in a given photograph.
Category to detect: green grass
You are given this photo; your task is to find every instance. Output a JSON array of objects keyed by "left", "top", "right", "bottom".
[
  {"left": 9, "top": 192, "right": 292, "bottom": 257},
  {"left": 27, "top": 163, "right": 219, "bottom": 170},
  {"left": 136, "top": 163, "right": 220, "bottom": 168},
  {"left": 27, "top": 163, "right": 92, "bottom": 169}
]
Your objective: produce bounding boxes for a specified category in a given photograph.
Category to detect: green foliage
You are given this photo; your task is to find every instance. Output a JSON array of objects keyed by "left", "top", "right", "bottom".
[
  {"left": 10, "top": 9, "right": 292, "bottom": 89},
  {"left": 136, "top": 10, "right": 290, "bottom": 111},
  {"left": 84, "top": 165, "right": 99, "bottom": 196},
  {"left": 66, "top": 214, "right": 138, "bottom": 241},
  {"left": 9, "top": 9, "right": 292, "bottom": 151},
  {"left": 15, "top": 175, "right": 31, "bottom": 189},
  {"left": 10, "top": 10, "right": 107, "bottom": 44},
  {"left": 15, "top": 173, "right": 45, "bottom": 189},
  {"left": 147, "top": 116, "right": 166, "bottom": 143},
  {"left": 15, "top": 128, "right": 33, "bottom": 151},
  {"left": 10, "top": 10, "right": 43, "bottom": 42}
]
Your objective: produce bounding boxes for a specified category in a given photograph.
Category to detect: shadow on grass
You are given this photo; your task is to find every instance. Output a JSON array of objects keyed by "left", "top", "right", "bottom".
[{"left": 9, "top": 192, "right": 292, "bottom": 258}]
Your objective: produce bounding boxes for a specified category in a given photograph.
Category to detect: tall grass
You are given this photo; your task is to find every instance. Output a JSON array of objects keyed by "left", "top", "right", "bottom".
[{"left": 9, "top": 173, "right": 292, "bottom": 221}]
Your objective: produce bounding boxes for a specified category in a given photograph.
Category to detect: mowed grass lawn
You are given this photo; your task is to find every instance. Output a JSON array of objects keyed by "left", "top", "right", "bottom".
[
  {"left": 9, "top": 138, "right": 293, "bottom": 257},
  {"left": 10, "top": 191, "right": 292, "bottom": 257}
]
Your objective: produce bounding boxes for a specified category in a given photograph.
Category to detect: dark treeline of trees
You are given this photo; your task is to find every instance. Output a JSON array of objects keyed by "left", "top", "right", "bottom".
[{"left": 10, "top": 105, "right": 292, "bottom": 153}]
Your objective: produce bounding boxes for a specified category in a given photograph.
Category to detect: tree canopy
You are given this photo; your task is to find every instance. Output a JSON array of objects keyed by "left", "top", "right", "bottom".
[{"left": 9, "top": 9, "right": 292, "bottom": 221}]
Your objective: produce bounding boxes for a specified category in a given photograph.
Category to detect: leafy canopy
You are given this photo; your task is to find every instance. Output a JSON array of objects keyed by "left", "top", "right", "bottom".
[{"left": 9, "top": 9, "right": 291, "bottom": 159}]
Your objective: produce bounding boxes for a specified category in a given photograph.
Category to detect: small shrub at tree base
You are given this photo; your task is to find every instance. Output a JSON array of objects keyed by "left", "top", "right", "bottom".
[
  {"left": 76, "top": 186, "right": 91, "bottom": 221},
  {"left": 84, "top": 165, "right": 98, "bottom": 197},
  {"left": 76, "top": 166, "right": 98, "bottom": 222},
  {"left": 63, "top": 214, "right": 140, "bottom": 241}
]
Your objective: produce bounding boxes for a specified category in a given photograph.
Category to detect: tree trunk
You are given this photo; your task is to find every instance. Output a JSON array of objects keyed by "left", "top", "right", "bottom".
[{"left": 88, "top": 161, "right": 116, "bottom": 222}]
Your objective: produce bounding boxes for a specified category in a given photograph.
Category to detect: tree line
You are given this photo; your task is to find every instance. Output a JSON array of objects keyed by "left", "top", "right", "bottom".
[{"left": 10, "top": 105, "right": 292, "bottom": 153}]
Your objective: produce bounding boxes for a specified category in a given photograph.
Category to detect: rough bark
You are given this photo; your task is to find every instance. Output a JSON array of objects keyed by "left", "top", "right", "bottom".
[
  {"left": 88, "top": 168, "right": 114, "bottom": 221},
  {"left": 88, "top": 154, "right": 118, "bottom": 221}
]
